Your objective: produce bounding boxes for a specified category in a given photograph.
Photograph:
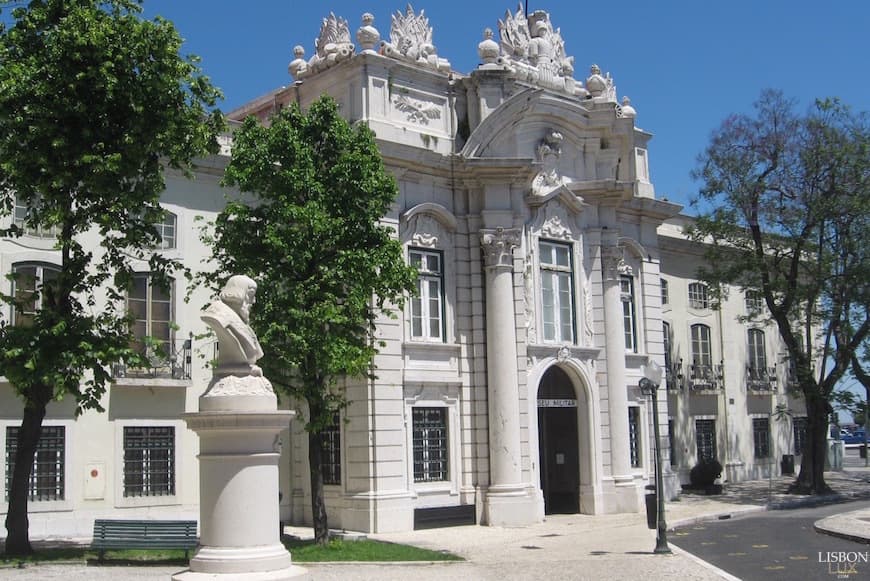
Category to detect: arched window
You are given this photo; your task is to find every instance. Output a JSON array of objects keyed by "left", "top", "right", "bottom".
[
  {"left": 690, "top": 324, "right": 712, "bottom": 367},
  {"left": 747, "top": 329, "right": 767, "bottom": 377},
  {"left": 10, "top": 262, "right": 60, "bottom": 326}
]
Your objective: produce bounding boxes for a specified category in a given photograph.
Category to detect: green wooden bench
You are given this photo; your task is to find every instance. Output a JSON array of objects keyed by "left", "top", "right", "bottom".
[{"left": 91, "top": 519, "right": 198, "bottom": 560}]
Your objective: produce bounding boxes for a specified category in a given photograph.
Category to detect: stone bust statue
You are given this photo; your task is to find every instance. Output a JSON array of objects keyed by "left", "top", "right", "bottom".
[{"left": 200, "top": 275, "right": 275, "bottom": 410}]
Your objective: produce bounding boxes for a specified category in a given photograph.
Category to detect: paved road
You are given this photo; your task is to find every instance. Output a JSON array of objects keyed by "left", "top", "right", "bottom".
[{"left": 672, "top": 499, "right": 870, "bottom": 581}]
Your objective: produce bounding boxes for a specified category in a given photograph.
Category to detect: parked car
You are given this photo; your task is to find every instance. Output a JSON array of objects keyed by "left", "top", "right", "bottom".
[{"left": 842, "top": 429, "right": 867, "bottom": 444}]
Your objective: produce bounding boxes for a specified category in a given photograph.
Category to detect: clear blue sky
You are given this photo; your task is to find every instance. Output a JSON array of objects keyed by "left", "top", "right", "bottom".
[{"left": 141, "top": 0, "right": 869, "bottom": 211}]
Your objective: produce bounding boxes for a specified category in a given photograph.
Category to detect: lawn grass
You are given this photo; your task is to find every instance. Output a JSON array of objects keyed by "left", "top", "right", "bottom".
[
  {"left": 1, "top": 538, "right": 461, "bottom": 566},
  {"left": 283, "top": 537, "right": 462, "bottom": 562}
]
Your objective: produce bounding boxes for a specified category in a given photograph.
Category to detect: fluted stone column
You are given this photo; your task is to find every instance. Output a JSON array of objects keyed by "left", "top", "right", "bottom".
[
  {"left": 480, "top": 228, "right": 543, "bottom": 526},
  {"left": 600, "top": 238, "right": 639, "bottom": 512}
]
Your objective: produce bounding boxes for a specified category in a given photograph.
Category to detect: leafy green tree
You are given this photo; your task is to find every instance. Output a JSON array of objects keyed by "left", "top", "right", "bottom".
[
  {"left": 0, "top": 0, "right": 222, "bottom": 555},
  {"left": 690, "top": 90, "right": 869, "bottom": 494},
  {"left": 204, "top": 95, "right": 416, "bottom": 544}
]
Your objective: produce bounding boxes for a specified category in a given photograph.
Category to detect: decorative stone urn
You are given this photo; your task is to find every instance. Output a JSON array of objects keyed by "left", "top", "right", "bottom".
[{"left": 173, "top": 276, "right": 306, "bottom": 580}]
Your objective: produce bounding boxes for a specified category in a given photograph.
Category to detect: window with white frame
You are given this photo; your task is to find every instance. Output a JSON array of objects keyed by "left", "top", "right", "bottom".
[
  {"left": 745, "top": 290, "right": 764, "bottom": 315},
  {"left": 155, "top": 210, "right": 177, "bottom": 250},
  {"left": 127, "top": 274, "right": 174, "bottom": 356},
  {"left": 629, "top": 407, "right": 641, "bottom": 468},
  {"left": 321, "top": 412, "right": 341, "bottom": 486},
  {"left": 747, "top": 329, "right": 767, "bottom": 377},
  {"left": 13, "top": 196, "right": 58, "bottom": 238},
  {"left": 660, "top": 278, "right": 669, "bottom": 305},
  {"left": 695, "top": 419, "right": 717, "bottom": 462},
  {"left": 753, "top": 417, "right": 770, "bottom": 459},
  {"left": 691, "top": 324, "right": 713, "bottom": 367},
  {"left": 10, "top": 263, "right": 60, "bottom": 327},
  {"left": 621, "top": 275, "right": 637, "bottom": 352},
  {"left": 539, "top": 240, "right": 574, "bottom": 343},
  {"left": 412, "top": 407, "right": 448, "bottom": 483},
  {"left": 123, "top": 426, "right": 175, "bottom": 497},
  {"left": 5, "top": 425, "right": 65, "bottom": 502},
  {"left": 688, "top": 282, "right": 709, "bottom": 309},
  {"left": 409, "top": 248, "right": 444, "bottom": 341}
]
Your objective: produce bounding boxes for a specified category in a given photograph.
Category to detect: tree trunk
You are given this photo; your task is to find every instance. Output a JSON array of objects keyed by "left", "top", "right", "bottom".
[
  {"left": 307, "top": 429, "right": 329, "bottom": 545},
  {"left": 4, "top": 402, "right": 48, "bottom": 556},
  {"left": 792, "top": 395, "right": 831, "bottom": 495}
]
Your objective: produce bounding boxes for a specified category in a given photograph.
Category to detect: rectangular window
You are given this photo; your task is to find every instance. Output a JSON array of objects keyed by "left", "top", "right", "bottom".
[
  {"left": 5, "top": 426, "right": 65, "bottom": 502},
  {"left": 660, "top": 278, "right": 669, "bottom": 305},
  {"left": 539, "top": 241, "right": 574, "bottom": 343},
  {"left": 753, "top": 417, "right": 770, "bottom": 459},
  {"left": 123, "top": 426, "right": 175, "bottom": 497},
  {"left": 128, "top": 274, "right": 174, "bottom": 357},
  {"left": 793, "top": 417, "right": 809, "bottom": 456},
  {"left": 321, "top": 413, "right": 341, "bottom": 486},
  {"left": 155, "top": 211, "right": 177, "bottom": 250},
  {"left": 13, "top": 196, "right": 58, "bottom": 238},
  {"left": 745, "top": 290, "right": 764, "bottom": 314},
  {"left": 695, "top": 419, "right": 717, "bottom": 463},
  {"left": 412, "top": 407, "right": 448, "bottom": 483},
  {"left": 688, "top": 282, "right": 709, "bottom": 309},
  {"left": 11, "top": 263, "right": 60, "bottom": 327},
  {"left": 621, "top": 275, "right": 637, "bottom": 352},
  {"left": 629, "top": 407, "right": 641, "bottom": 468},
  {"left": 409, "top": 249, "right": 444, "bottom": 341}
]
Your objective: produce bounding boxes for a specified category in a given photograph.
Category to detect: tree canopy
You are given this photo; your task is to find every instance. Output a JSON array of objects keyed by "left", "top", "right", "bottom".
[
  {"left": 690, "top": 89, "right": 869, "bottom": 493},
  {"left": 204, "top": 95, "right": 416, "bottom": 543},
  {"left": 0, "top": 0, "right": 223, "bottom": 554}
]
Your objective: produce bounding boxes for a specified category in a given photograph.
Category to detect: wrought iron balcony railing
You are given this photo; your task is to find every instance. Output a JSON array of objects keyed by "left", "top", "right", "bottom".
[
  {"left": 688, "top": 362, "right": 724, "bottom": 391},
  {"left": 112, "top": 336, "right": 192, "bottom": 380},
  {"left": 746, "top": 365, "right": 777, "bottom": 391}
]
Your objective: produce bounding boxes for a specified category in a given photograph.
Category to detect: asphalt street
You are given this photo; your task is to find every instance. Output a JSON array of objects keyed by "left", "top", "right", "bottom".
[{"left": 672, "top": 498, "right": 870, "bottom": 581}]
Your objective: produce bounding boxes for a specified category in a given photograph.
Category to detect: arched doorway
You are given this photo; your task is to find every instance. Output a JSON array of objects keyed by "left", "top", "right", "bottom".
[{"left": 537, "top": 366, "right": 579, "bottom": 514}]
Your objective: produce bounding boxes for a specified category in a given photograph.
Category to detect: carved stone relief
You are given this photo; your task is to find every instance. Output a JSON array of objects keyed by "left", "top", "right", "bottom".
[{"left": 393, "top": 94, "right": 442, "bottom": 125}]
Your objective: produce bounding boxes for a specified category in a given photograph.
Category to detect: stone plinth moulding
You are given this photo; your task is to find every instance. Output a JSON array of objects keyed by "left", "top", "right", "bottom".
[{"left": 173, "top": 275, "right": 305, "bottom": 581}]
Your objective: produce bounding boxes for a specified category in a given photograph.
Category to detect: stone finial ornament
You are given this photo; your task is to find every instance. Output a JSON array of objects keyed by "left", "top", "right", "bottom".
[
  {"left": 291, "top": 12, "right": 355, "bottom": 80},
  {"left": 357, "top": 12, "right": 380, "bottom": 53},
  {"left": 380, "top": 4, "right": 450, "bottom": 73},
  {"left": 620, "top": 96, "right": 637, "bottom": 118},
  {"left": 288, "top": 45, "right": 308, "bottom": 80},
  {"left": 478, "top": 28, "right": 500, "bottom": 65},
  {"left": 495, "top": 5, "right": 586, "bottom": 97}
]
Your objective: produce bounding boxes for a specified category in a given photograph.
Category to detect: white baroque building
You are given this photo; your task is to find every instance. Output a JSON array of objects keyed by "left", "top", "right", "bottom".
[{"left": 1, "top": 6, "right": 811, "bottom": 538}]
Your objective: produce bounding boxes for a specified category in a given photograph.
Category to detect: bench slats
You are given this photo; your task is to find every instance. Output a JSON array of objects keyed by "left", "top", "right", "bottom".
[{"left": 92, "top": 519, "right": 198, "bottom": 558}]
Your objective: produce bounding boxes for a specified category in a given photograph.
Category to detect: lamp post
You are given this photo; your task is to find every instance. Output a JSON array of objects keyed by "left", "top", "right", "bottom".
[{"left": 639, "top": 359, "right": 671, "bottom": 554}]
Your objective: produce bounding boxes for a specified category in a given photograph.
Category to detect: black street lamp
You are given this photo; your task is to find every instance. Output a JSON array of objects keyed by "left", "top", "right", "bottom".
[{"left": 639, "top": 359, "right": 671, "bottom": 554}]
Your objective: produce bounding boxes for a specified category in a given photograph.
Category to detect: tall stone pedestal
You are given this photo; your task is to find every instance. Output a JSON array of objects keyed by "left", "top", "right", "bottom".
[{"left": 173, "top": 411, "right": 306, "bottom": 580}]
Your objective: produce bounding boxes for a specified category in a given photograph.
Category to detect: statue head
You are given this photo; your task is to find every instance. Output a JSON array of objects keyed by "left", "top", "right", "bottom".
[{"left": 219, "top": 275, "right": 258, "bottom": 323}]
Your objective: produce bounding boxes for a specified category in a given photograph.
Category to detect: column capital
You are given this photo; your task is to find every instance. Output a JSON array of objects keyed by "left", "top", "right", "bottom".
[
  {"left": 480, "top": 227, "right": 521, "bottom": 269},
  {"left": 601, "top": 243, "right": 626, "bottom": 281}
]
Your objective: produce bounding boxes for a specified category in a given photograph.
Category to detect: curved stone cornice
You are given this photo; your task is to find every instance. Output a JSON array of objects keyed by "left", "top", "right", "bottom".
[
  {"left": 461, "top": 89, "right": 595, "bottom": 159},
  {"left": 401, "top": 202, "right": 458, "bottom": 232}
]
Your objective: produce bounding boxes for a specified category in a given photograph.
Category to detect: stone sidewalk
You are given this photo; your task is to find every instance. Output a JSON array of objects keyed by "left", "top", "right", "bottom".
[{"left": 3, "top": 466, "right": 870, "bottom": 580}]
